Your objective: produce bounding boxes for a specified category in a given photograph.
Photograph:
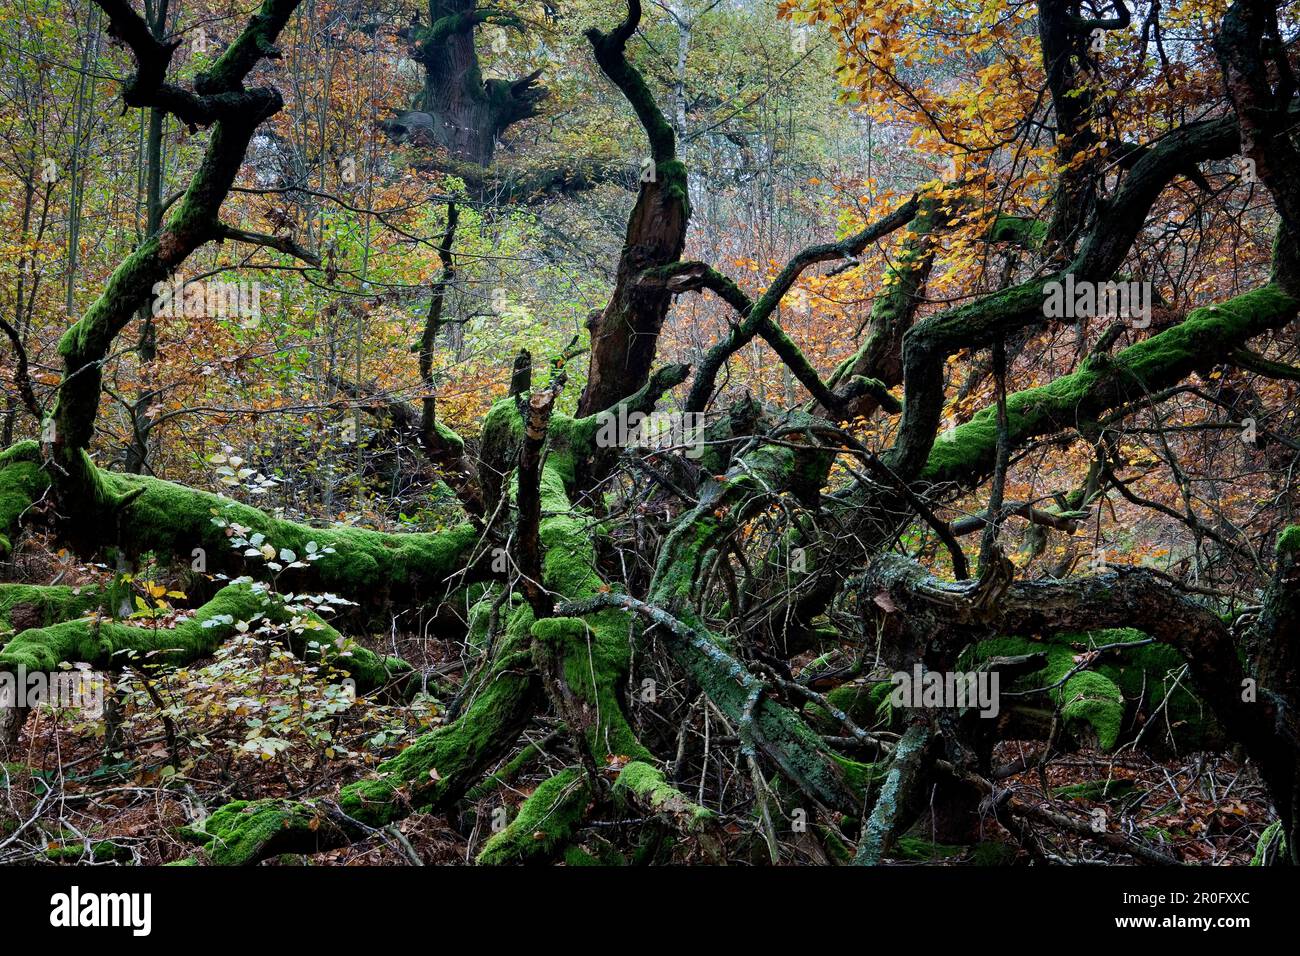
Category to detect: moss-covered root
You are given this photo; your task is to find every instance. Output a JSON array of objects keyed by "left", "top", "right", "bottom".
[
  {"left": 0, "top": 583, "right": 106, "bottom": 635},
  {"left": 194, "top": 613, "right": 542, "bottom": 864},
  {"left": 505, "top": 412, "right": 652, "bottom": 763},
  {"left": 476, "top": 768, "right": 592, "bottom": 865},
  {"left": 531, "top": 615, "right": 648, "bottom": 763},
  {"left": 197, "top": 799, "right": 352, "bottom": 866},
  {"left": 853, "top": 721, "right": 931, "bottom": 866},
  {"left": 613, "top": 760, "right": 714, "bottom": 831},
  {"left": 0, "top": 582, "right": 408, "bottom": 693}
]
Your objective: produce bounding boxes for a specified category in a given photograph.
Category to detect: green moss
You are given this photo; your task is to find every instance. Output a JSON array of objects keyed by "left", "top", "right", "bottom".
[
  {"left": 417, "top": 10, "right": 482, "bottom": 48},
  {"left": 199, "top": 799, "right": 327, "bottom": 866},
  {"left": 970, "top": 840, "right": 1017, "bottom": 865},
  {"left": 431, "top": 417, "right": 466, "bottom": 456},
  {"left": 963, "top": 629, "right": 1215, "bottom": 750},
  {"left": 656, "top": 159, "right": 690, "bottom": 213},
  {"left": 0, "top": 582, "right": 402, "bottom": 692},
  {"left": 563, "top": 846, "right": 600, "bottom": 866},
  {"left": 45, "top": 840, "right": 132, "bottom": 863},
  {"left": 830, "top": 753, "right": 886, "bottom": 795},
  {"left": 0, "top": 442, "right": 47, "bottom": 556},
  {"left": 0, "top": 584, "right": 105, "bottom": 635},
  {"left": 563, "top": 837, "right": 626, "bottom": 866},
  {"left": 476, "top": 768, "right": 591, "bottom": 865},
  {"left": 1097, "top": 642, "right": 1215, "bottom": 749},
  {"left": 1277, "top": 525, "right": 1300, "bottom": 556},
  {"left": 532, "top": 615, "right": 647, "bottom": 762},
  {"left": 1251, "top": 820, "right": 1288, "bottom": 865},
  {"left": 613, "top": 760, "right": 713, "bottom": 828},
  {"left": 811, "top": 681, "right": 892, "bottom": 729},
  {"left": 645, "top": 442, "right": 867, "bottom": 812},
  {"left": 1060, "top": 671, "right": 1124, "bottom": 750},
  {"left": 818, "top": 825, "right": 854, "bottom": 863},
  {"left": 0, "top": 438, "right": 481, "bottom": 605},
  {"left": 893, "top": 835, "right": 967, "bottom": 862},
  {"left": 1054, "top": 778, "right": 1136, "bottom": 801},
  {"left": 988, "top": 215, "right": 1047, "bottom": 249}
]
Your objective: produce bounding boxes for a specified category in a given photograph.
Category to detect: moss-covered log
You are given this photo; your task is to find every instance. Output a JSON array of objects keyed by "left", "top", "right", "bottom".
[
  {"left": 0, "top": 583, "right": 105, "bottom": 634},
  {"left": 919, "top": 283, "right": 1300, "bottom": 487},
  {"left": 0, "top": 441, "right": 483, "bottom": 611},
  {"left": 0, "top": 582, "right": 408, "bottom": 693}
]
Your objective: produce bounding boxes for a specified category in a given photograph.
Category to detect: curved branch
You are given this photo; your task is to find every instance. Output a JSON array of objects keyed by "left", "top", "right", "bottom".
[{"left": 685, "top": 195, "right": 920, "bottom": 413}]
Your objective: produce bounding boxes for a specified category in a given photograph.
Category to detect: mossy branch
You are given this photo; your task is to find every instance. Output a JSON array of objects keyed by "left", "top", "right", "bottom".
[
  {"left": 1, "top": 440, "right": 484, "bottom": 611},
  {"left": 852, "top": 721, "right": 931, "bottom": 865},
  {"left": 919, "top": 283, "right": 1300, "bottom": 487},
  {"left": 0, "top": 582, "right": 407, "bottom": 693},
  {"left": 685, "top": 196, "right": 919, "bottom": 414}
]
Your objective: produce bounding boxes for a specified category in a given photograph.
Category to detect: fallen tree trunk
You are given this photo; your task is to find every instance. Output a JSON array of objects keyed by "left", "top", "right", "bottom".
[
  {"left": 0, "top": 441, "right": 485, "bottom": 612},
  {"left": 0, "top": 582, "right": 409, "bottom": 693}
]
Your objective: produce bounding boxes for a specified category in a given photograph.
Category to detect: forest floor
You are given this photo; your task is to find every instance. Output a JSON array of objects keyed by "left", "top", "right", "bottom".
[
  {"left": 0, "top": 538, "right": 1275, "bottom": 866},
  {"left": 2, "top": 652, "right": 1274, "bottom": 865}
]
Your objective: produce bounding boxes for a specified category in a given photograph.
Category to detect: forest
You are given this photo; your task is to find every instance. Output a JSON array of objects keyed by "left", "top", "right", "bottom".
[{"left": 0, "top": 0, "right": 1297, "bottom": 877}]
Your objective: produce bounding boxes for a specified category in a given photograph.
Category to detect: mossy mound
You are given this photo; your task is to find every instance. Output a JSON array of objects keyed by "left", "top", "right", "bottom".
[
  {"left": 962, "top": 629, "right": 1218, "bottom": 751},
  {"left": 45, "top": 840, "right": 133, "bottom": 863},
  {"left": 0, "top": 583, "right": 105, "bottom": 636},
  {"left": 1053, "top": 778, "right": 1137, "bottom": 802},
  {"left": 893, "top": 835, "right": 968, "bottom": 862}
]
